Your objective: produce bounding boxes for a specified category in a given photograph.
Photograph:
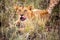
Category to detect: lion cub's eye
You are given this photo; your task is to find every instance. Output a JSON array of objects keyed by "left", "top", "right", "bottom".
[
  {"left": 19, "top": 10, "right": 21, "bottom": 11},
  {"left": 24, "top": 10, "right": 27, "bottom": 12}
]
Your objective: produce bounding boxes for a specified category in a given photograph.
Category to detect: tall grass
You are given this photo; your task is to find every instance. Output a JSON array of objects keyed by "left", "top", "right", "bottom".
[{"left": 0, "top": 0, "right": 59, "bottom": 40}]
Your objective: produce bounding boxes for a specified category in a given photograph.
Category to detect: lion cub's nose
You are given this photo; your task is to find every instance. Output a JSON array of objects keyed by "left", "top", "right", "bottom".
[{"left": 21, "top": 14, "right": 23, "bottom": 16}]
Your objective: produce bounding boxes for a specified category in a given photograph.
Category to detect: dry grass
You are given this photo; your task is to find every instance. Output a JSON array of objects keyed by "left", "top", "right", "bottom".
[{"left": 0, "top": 0, "right": 59, "bottom": 40}]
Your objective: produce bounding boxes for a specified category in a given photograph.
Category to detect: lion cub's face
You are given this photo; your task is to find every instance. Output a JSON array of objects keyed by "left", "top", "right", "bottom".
[{"left": 15, "top": 6, "right": 33, "bottom": 21}]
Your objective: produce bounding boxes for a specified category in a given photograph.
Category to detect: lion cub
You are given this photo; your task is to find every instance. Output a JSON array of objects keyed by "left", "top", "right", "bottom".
[
  {"left": 14, "top": 0, "right": 59, "bottom": 34},
  {"left": 14, "top": 5, "right": 50, "bottom": 32}
]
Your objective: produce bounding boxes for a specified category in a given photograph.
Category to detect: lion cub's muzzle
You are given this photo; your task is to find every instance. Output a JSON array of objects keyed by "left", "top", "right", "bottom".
[{"left": 20, "top": 14, "right": 26, "bottom": 21}]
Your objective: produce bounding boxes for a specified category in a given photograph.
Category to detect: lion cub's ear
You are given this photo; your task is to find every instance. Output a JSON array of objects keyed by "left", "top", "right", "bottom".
[
  {"left": 14, "top": 5, "right": 19, "bottom": 11},
  {"left": 27, "top": 6, "right": 34, "bottom": 10},
  {"left": 13, "top": 4, "right": 22, "bottom": 11}
]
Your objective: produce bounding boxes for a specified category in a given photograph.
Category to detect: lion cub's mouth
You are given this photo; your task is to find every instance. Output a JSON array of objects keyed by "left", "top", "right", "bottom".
[{"left": 20, "top": 16, "right": 26, "bottom": 21}]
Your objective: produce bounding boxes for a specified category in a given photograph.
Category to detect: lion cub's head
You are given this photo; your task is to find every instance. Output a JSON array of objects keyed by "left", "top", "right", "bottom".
[{"left": 14, "top": 5, "right": 34, "bottom": 21}]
